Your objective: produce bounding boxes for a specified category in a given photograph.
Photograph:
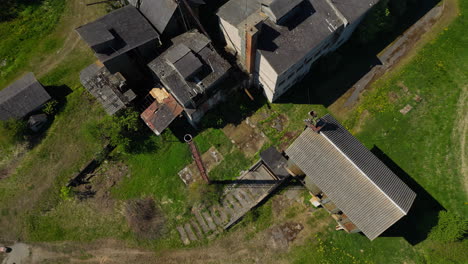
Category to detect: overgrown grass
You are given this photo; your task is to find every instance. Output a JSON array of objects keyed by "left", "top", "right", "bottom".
[
  {"left": 0, "top": 0, "right": 66, "bottom": 89},
  {"left": 283, "top": 0, "right": 468, "bottom": 263},
  {"left": 0, "top": 0, "right": 110, "bottom": 241}
]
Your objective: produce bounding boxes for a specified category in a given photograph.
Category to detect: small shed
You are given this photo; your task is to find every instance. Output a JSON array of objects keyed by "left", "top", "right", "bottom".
[
  {"left": 28, "top": 113, "right": 48, "bottom": 132},
  {"left": 0, "top": 72, "right": 51, "bottom": 121}
]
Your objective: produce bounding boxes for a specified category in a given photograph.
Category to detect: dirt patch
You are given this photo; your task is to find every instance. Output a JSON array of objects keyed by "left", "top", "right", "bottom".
[
  {"left": 74, "top": 161, "right": 128, "bottom": 213},
  {"left": 266, "top": 222, "right": 304, "bottom": 250},
  {"left": 179, "top": 146, "right": 224, "bottom": 185},
  {"left": 0, "top": 143, "right": 29, "bottom": 180},
  {"left": 388, "top": 91, "right": 400, "bottom": 103},
  {"left": 125, "top": 198, "right": 166, "bottom": 240},
  {"left": 354, "top": 109, "right": 370, "bottom": 133},
  {"left": 398, "top": 81, "right": 410, "bottom": 93},
  {"left": 223, "top": 120, "right": 267, "bottom": 157},
  {"left": 278, "top": 131, "right": 300, "bottom": 151}
]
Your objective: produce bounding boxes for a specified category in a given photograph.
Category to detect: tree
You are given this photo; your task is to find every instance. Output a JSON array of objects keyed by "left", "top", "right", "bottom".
[{"left": 86, "top": 108, "right": 142, "bottom": 151}]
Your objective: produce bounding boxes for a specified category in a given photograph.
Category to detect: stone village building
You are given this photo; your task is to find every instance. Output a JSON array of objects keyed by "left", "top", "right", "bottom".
[
  {"left": 217, "top": 0, "right": 377, "bottom": 102},
  {"left": 143, "top": 30, "right": 231, "bottom": 135}
]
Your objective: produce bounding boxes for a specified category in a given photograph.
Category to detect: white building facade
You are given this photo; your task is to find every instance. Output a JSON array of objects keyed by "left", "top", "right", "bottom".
[{"left": 217, "top": 0, "right": 377, "bottom": 102}]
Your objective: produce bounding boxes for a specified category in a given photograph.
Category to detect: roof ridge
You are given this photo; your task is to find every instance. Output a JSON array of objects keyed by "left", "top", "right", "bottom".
[{"left": 320, "top": 131, "right": 407, "bottom": 215}]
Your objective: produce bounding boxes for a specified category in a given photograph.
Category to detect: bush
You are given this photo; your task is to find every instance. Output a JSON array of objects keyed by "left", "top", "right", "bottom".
[
  {"left": 429, "top": 211, "right": 467, "bottom": 243},
  {"left": 0, "top": 119, "right": 27, "bottom": 147},
  {"left": 83, "top": 108, "right": 142, "bottom": 151},
  {"left": 42, "top": 100, "right": 59, "bottom": 115}
]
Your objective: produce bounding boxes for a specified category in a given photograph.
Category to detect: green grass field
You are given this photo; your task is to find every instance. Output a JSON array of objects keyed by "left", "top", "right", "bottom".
[{"left": 0, "top": 0, "right": 465, "bottom": 262}]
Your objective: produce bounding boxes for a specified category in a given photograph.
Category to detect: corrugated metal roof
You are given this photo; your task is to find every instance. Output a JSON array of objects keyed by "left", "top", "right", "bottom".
[
  {"left": 320, "top": 114, "right": 416, "bottom": 213},
  {"left": 140, "top": 93, "right": 183, "bottom": 135},
  {"left": 0, "top": 72, "right": 51, "bottom": 120},
  {"left": 286, "top": 114, "right": 416, "bottom": 240}
]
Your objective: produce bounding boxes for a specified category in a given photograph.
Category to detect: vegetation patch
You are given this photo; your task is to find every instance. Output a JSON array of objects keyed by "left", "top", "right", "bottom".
[
  {"left": 0, "top": 0, "right": 66, "bottom": 88},
  {"left": 125, "top": 198, "right": 166, "bottom": 240}
]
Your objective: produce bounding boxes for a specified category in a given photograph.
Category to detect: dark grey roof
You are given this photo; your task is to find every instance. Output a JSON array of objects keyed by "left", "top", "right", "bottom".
[
  {"left": 265, "top": 0, "right": 304, "bottom": 21},
  {"left": 331, "top": 0, "right": 378, "bottom": 24},
  {"left": 148, "top": 30, "right": 230, "bottom": 108},
  {"left": 129, "top": 0, "right": 178, "bottom": 34},
  {"left": 173, "top": 52, "right": 203, "bottom": 79},
  {"left": 80, "top": 64, "right": 136, "bottom": 115},
  {"left": 76, "top": 6, "right": 159, "bottom": 63},
  {"left": 0, "top": 72, "right": 51, "bottom": 121},
  {"left": 217, "top": 0, "right": 262, "bottom": 26},
  {"left": 257, "top": 0, "right": 343, "bottom": 74},
  {"left": 166, "top": 44, "right": 191, "bottom": 63},
  {"left": 260, "top": 147, "right": 289, "bottom": 179},
  {"left": 28, "top": 113, "right": 47, "bottom": 124},
  {"left": 286, "top": 114, "right": 416, "bottom": 240}
]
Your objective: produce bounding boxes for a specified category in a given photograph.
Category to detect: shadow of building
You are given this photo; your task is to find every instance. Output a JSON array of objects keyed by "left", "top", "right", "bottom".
[
  {"left": 371, "top": 146, "right": 444, "bottom": 245},
  {"left": 276, "top": 0, "right": 440, "bottom": 106}
]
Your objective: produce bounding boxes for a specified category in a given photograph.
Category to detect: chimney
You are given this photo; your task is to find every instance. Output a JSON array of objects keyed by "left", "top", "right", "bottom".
[
  {"left": 241, "top": 12, "right": 265, "bottom": 74},
  {"left": 245, "top": 26, "right": 260, "bottom": 74}
]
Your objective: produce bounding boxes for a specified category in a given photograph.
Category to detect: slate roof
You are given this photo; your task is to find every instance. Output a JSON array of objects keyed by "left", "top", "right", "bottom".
[
  {"left": 80, "top": 63, "right": 136, "bottom": 115},
  {"left": 76, "top": 6, "right": 159, "bottom": 63},
  {"left": 263, "top": 0, "right": 304, "bottom": 21},
  {"left": 128, "top": 0, "right": 178, "bottom": 34},
  {"left": 217, "top": 0, "right": 344, "bottom": 74},
  {"left": 217, "top": 0, "right": 262, "bottom": 26},
  {"left": 257, "top": 0, "right": 343, "bottom": 74},
  {"left": 140, "top": 94, "right": 183, "bottom": 135},
  {"left": 286, "top": 114, "right": 416, "bottom": 240},
  {"left": 0, "top": 72, "right": 51, "bottom": 121},
  {"left": 331, "top": 0, "right": 378, "bottom": 24},
  {"left": 148, "top": 30, "right": 230, "bottom": 108},
  {"left": 260, "top": 147, "right": 290, "bottom": 179}
]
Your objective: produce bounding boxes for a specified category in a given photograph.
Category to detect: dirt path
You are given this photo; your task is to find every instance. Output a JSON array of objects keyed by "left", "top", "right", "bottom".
[
  {"left": 34, "top": 0, "right": 105, "bottom": 77},
  {"left": 453, "top": 85, "right": 468, "bottom": 197}
]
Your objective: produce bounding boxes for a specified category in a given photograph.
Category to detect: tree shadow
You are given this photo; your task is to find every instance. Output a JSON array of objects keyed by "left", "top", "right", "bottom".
[
  {"left": 276, "top": 0, "right": 440, "bottom": 106},
  {"left": 371, "top": 146, "right": 444, "bottom": 245}
]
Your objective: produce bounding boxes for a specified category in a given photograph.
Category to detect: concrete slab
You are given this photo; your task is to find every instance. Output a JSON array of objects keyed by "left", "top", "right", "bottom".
[
  {"left": 202, "top": 211, "right": 217, "bottom": 230},
  {"left": 177, "top": 226, "right": 190, "bottom": 245},
  {"left": 184, "top": 223, "right": 198, "bottom": 241},
  {"left": 194, "top": 211, "right": 210, "bottom": 233}
]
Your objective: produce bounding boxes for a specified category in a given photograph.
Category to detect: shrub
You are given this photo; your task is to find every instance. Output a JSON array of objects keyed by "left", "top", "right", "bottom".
[
  {"left": 59, "top": 186, "right": 73, "bottom": 201},
  {"left": 83, "top": 108, "right": 142, "bottom": 151},
  {"left": 429, "top": 211, "right": 468, "bottom": 243},
  {"left": 0, "top": 119, "right": 27, "bottom": 147},
  {"left": 42, "top": 99, "right": 59, "bottom": 115}
]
